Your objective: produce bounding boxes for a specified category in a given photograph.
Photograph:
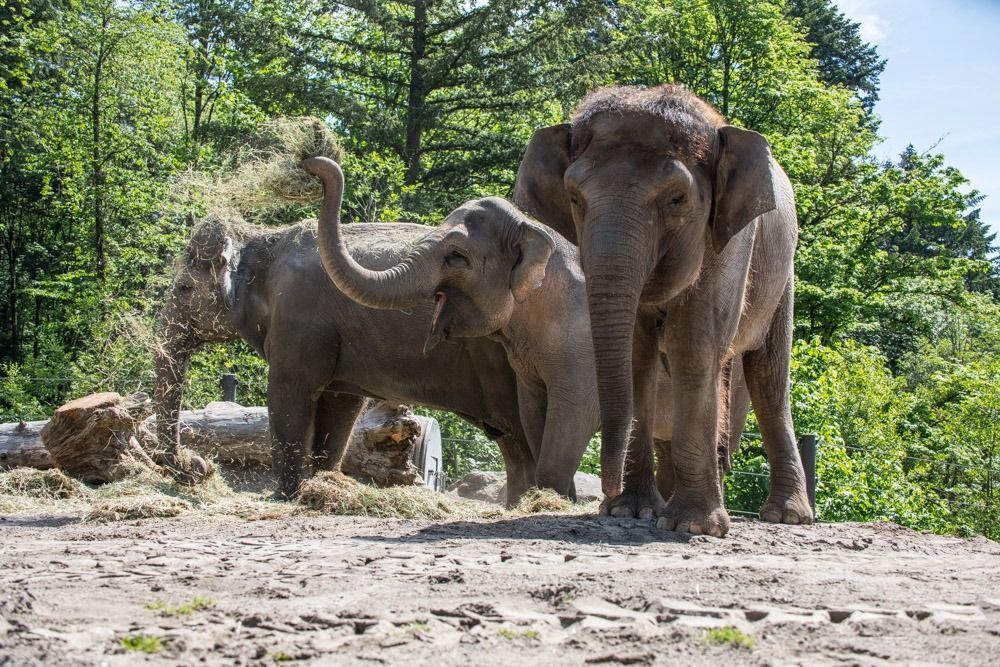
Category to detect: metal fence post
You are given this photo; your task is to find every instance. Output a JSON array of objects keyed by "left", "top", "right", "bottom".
[
  {"left": 798, "top": 433, "right": 817, "bottom": 519},
  {"left": 221, "top": 373, "right": 238, "bottom": 403}
]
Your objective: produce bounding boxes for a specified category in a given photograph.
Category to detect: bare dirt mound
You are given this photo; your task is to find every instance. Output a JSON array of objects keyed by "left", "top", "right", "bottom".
[{"left": 1, "top": 514, "right": 998, "bottom": 665}]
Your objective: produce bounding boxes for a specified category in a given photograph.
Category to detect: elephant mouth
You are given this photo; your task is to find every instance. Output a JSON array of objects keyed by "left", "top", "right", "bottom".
[{"left": 424, "top": 291, "right": 449, "bottom": 354}]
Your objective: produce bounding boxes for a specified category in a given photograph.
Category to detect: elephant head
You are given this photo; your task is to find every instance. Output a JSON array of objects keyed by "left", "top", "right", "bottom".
[
  {"left": 152, "top": 214, "right": 241, "bottom": 482},
  {"left": 513, "top": 85, "right": 779, "bottom": 498},
  {"left": 302, "top": 156, "right": 555, "bottom": 351}
]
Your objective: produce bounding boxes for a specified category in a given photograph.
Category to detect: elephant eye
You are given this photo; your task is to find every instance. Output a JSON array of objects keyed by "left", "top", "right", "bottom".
[
  {"left": 670, "top": 194, "right": 686, "bottom": 205},
  {"left": 445, "top": 249, "right": 470, "bottom": 268}
]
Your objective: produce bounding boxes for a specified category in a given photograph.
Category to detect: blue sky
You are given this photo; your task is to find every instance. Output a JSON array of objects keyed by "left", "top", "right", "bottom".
[{"left": 837, "top": 0, "right": 1000, "bottom": 240}]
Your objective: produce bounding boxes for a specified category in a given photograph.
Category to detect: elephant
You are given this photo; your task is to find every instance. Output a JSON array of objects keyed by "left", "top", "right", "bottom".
[
  {"left": 514, "top": 84, "right": 812, "bottom": 536},
  {"left": 301, "top": 155, "right": 752, "bottom": 501},
  {"left": 153, "top": 211, "right": 538, "bottom": 502}
]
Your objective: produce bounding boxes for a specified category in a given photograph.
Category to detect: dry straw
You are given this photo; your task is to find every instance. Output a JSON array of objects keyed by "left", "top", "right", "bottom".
[
  {"left": 0, "top": 468, "right": 589, "bottom": 522},
  {"left": 298, "top": 471, "right": 496, "bottom": 520},
  {"left": 171, "top": 116, "right": 341, "bottom": 219}
]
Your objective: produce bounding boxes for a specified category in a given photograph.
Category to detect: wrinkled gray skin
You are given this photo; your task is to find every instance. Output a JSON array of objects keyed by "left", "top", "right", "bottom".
[
  {"left": 514, "top": 85, "right": 812, "bottom": 536},
  {"left": 301, "top": 156, "right": 749, "bottom": 499},
  {"left": 153, "top": 216, "right": 535, "bottom": 502}
]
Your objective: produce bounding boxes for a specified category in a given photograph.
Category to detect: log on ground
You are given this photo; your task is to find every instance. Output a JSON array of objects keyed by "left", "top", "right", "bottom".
[{"left": 1, "top": 395, "right": 424, "bottom": 487}]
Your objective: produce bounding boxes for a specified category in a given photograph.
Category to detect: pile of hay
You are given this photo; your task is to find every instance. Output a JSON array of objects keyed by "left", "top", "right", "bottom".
[
  {"left": 512, "top": 488, "right": 574, "bottom": 514},
  {"left": 0, "top": 468, "right": 87, "bottom": 499},
  {"left": 298, "top": 472, "right": 494, "bottom": 520}
]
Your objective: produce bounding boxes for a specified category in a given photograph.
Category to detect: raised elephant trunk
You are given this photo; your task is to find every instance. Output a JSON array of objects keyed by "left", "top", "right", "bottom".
[
  {"left": 580, "top": 210, "right": 654, "bottom": 499},
  {"left": 302, "top": 156, "right": 435, "bottom": 310}
]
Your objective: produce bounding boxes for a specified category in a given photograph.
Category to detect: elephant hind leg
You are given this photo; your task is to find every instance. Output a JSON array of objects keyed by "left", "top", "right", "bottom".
[
  {"left": 742, "top": 282, "right": 812, "bottom": 525},
  {"left": 313, "top": 392, "right": 368, "bottom": 472}
]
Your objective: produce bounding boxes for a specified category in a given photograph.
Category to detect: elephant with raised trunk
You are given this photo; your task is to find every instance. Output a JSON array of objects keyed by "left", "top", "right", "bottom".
[
  {"left": 153, "top": 212, "right": 536, "bottom": 501},
  {"left": 302, "top": 156, "right": 751, "bottom": 501},
  {"left": 515, "top": 85, "right": 812, "bottom": 536}
]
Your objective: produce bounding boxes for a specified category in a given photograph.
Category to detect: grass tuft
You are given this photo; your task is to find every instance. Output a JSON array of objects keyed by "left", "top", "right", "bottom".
[
  {"left": 146, "top": 595, "right": 215, "bottom": 617},
  {"left": 702, "top": 626, "right": 755, "bottom": 649},
  {"left": 120, "top": 634, "right": 164, "bottom": 654}
]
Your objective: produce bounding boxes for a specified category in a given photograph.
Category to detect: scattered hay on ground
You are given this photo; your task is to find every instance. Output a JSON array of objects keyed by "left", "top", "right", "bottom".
[
  {"left": 85, "top": 495, "right": 192, "bottom": 522},
  {"left": 298, "top": 471, "right": 490, "bottom": 520},
  {"left": 0, "top": 468, "right": 92, "bottom": 514},
  {"left": 0, "top": 463, "right": 294, "bottom": 522},
  {"left": 1, "top": 465, "right": 587, "bottom": 523}
]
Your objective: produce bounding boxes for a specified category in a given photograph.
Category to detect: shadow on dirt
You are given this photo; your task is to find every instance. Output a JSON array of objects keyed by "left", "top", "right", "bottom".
[
  {"left": 357, "top": 513, "right": 697, "bottom": 546},
  {"left": 0, "top": 514, "right": 80, "bottom": 529}
]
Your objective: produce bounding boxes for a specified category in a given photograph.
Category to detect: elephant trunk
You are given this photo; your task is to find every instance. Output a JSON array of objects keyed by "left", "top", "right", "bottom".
[
  {"left": 303, "top": 156, "right": 436, "bottom": 310},
  {"left": 580, "top": 205, "right": 654, "bottom": 499},
  {"left": 152, "top": 309, "right": 196, "bottom": 459}
]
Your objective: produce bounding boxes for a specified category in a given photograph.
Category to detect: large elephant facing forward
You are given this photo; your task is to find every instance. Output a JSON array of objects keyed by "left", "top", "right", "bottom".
[{"left": 515, "top": 84, "right": 812, "bottom": 536}]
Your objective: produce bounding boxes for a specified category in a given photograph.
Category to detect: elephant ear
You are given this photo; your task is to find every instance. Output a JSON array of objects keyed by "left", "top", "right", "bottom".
[
  {"left": 511, "top": 220, "right": 555, "bottom": 304},
  {"left": 188, "top": 219, "right": 239, "bottom": 308},
  {"left": 513, "top": 124, "right": 577, "bottom": 244},
  {"left": 711, "top": 126, "right": 778, "bottom": 253}
]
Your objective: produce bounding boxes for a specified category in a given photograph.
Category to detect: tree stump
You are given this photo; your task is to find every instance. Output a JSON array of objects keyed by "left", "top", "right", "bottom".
[
  {"left": 39, "top": 392, "right": 159, "bottom": 484},
  {"left": 341, "top": 403, "right": 422, "bottom": 486}
]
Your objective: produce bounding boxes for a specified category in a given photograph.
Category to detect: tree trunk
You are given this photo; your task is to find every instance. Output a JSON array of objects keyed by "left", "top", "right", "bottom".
[
  {"left": 92, "top": 38, "right": 107, "bottom": 281},
  {"left": 4, "top": 219, "right": 17, "bottom": 360},
  {"left": 404, "top": 0, "right": 428, "bottom": 186}
]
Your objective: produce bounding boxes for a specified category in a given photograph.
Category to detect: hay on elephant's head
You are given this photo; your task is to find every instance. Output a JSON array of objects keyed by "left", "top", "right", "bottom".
[
  {"left": 173, "top": 116, "right": 342, "bottom": 217},
  {"left": 298, "top": 472, "right": 483, "bottom": 520}
]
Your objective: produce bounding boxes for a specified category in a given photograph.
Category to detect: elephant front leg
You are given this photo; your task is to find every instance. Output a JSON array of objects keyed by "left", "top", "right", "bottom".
[
  {"left": 267, "top": 375, "right": 318, "bottom": 500},
  {"left": 534, "top": 386, "right": 600, "bottom": 500},
  {"left": 600, "top": 314, "right": 665, "bottom": 519},
  {"left": 657, "top": 350, "right": 730, "bottom": 537}
]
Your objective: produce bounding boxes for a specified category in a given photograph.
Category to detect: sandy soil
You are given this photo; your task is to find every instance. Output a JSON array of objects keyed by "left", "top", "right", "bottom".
[{"left": 1, "top": 513, "right": 998, "bottom": 666}]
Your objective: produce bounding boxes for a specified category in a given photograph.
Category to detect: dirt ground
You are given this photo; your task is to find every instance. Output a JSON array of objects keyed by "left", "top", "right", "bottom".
[{"left": 1, "top": 511, "right": 999, "bottom": 666}]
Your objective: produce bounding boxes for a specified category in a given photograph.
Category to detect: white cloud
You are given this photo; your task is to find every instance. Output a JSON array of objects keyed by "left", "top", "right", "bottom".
[{"left": 836, "top": 0, "right": 888, "bottom": 43}]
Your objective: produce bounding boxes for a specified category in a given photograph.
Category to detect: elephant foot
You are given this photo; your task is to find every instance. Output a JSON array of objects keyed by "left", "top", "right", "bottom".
[
  {"left": 599, "top": 485, "right": 665, "bottom": 520},
  {"left": 159, "top": 447, "right": 214, "bottom": 486},
  {"left": 656, "top": 490, "right": 730, "bottom": 537},
  {"left": 760, "top": 490, "right": 813, "bottom": 525}
]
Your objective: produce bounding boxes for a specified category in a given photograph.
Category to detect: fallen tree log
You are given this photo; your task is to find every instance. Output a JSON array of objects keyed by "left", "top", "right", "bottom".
[{"left": 0, "top": 396, "right": 427, "bottom": 487}]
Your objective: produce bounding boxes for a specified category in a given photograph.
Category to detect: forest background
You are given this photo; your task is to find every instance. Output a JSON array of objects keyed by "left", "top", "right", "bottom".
[{"left": 1, "top": 0, "right": 997, "bottom": 538}]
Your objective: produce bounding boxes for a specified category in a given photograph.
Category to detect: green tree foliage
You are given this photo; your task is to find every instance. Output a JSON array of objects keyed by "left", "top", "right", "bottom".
[
  {"left": 786, "top": 0, "right": 885, "bottom": 110},
  {"left": 284, "top": 0, "right": 606, "bottom": 218},
  {"left": 0, "top": 0, "right": 996, "bottom": 536}
]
